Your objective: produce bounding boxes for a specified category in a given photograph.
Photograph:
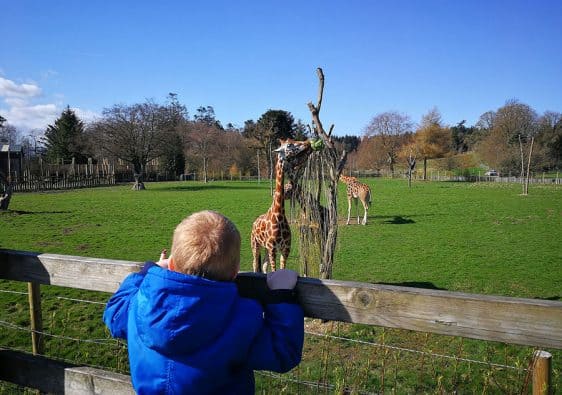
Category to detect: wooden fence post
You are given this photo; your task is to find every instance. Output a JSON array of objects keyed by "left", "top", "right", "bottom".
[
  {"left": 27, "top": 282, "right": 44, "bottom": 355},
  {"left": 532, "top": 350, "right": 552, "bottom": 395}
]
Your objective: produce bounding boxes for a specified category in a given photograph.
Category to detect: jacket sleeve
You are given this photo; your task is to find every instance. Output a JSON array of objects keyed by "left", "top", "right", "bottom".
[
  {"left": 103, "top": 264, "right": 151, "bottom": 339},
  {"left": 245, "top": 292, "right": 304, "bottom": 373}
]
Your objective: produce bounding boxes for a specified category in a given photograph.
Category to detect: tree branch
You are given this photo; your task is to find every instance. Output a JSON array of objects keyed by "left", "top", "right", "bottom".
[{"left": 316, "top": 67, "right": 324, "bottom": 113}]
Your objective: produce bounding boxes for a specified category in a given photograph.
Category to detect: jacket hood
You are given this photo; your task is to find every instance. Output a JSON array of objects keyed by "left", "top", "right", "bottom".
[{"left": 134, "top": 266, "right": 238, "bottom": 355}]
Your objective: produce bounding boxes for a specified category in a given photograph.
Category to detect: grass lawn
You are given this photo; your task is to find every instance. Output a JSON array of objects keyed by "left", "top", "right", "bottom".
[{"left": 1, "top": 178, "right": 561, "bottom": 393}]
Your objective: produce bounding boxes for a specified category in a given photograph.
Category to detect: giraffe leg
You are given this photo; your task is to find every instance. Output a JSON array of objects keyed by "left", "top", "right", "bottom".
[
  {"left": 280, "top": 245, "right": 290, "bottom": 270},
  {"left": 251, "top": 238, "right": 262, "bottom": 273},
  {"left": 346, "top": 198, "right": 352, "bottom": 225},
  {"left": 262, "top": 255, "right": 269, "bottom": 273},
  {"left": 362, "top": 199, "right": 368, "bottom": 225},
  {"left": 356, "top": 198, "right": 360, "bottom": 224},
  {"left": 267, "top": 248, "right": 277, "bottom": 272}
]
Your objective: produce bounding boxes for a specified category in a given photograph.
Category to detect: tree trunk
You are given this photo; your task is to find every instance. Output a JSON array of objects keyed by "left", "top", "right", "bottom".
[
  {"left": 132, "top": 174, "right": 145, "bottom": 190},
  {"left": 519, "top": 134, "right": 525, "bottom": 179},
  {"left": 387, "top": 153, "right": 394, "bottom": 177},
  {"left": 407, "top": 154, "right": 416, "bottom": 188},
  {"left": 256, "top": 150, "right": 261, "bottom": 183},
  {"left": 320, "top": 150, "right": 342, "bottom": 279},
  {"left": 523, "top": 136, "right": 535, "bottom": 195},
  {"left": 132, "top": 162, "right": 145, "bottom": 190},
  {"left": 305, "top": 68, "right": 348, "bottom": 279},
  {"left": 203, "top": 157, "right": 208, "bottom": 183}
]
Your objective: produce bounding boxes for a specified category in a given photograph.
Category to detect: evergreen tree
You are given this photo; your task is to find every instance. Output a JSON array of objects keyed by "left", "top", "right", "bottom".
[{"left": 43, "top": 106, "right": 87, "bottom": 163}]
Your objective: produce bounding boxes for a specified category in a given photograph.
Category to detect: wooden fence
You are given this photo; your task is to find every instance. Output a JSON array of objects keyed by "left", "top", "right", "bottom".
[
  {"left": 350, "top": 170, "right": 562, "bottom": 184},
  {"left": 11, "top": 174, "right": 116, "bottom": 192},
  {"left": 0, "top": 249, "right": 560, "bottom": 394}
]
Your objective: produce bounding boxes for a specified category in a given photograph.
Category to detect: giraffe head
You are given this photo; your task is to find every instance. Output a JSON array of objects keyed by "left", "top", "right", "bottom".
[
  {"left": 339, "top": 175, "right": 357, "bottom": 184},
  {"left": 274, "top": 138, "right": 312, "bottom": 170}
]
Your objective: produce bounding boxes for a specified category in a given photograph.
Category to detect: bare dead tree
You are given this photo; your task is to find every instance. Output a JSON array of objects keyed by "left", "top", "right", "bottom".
[
  {"left": 294, "top": 68, "right": 347, "bottom": 279},
  {"left": 92, "top": 101, "right": 177, "bottom": 190},
  {"left": 364, "top": 111, "right": 413, "bottom": 176}
]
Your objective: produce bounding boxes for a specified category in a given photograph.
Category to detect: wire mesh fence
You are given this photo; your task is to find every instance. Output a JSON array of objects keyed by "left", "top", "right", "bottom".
[{"left": 2, "top": 283, "right": 558, "bottom": 394}]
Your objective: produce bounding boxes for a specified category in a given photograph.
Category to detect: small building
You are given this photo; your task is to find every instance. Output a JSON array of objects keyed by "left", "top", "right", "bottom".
[{"left": 0, "top": 144, "right": 24, "bottom": 180}]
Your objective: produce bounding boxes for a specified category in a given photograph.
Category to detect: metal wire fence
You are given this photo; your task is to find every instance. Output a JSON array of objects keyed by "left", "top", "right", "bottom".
[{"left": 1, "top": 285, "right": 551, "bottom": 394}]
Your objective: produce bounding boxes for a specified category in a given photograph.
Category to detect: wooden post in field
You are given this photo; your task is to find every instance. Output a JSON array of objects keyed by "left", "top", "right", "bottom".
[
  {"left": 532, "top": 350, "right": 552, "bottom": 395},
  {"left": 27, "top": 282, "right": 44, "bottom": 355}
]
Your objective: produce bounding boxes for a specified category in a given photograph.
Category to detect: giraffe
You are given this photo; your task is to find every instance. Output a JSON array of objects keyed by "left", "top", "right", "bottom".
[
  {"left": 339, "top": 175, "right": 372, "bottom": 225},
  {"left": 251, "top": 139, "right": 312, "bottom": 273}
]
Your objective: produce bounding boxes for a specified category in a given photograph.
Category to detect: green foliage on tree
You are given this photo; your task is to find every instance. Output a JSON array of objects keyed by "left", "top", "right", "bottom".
[
  {"left": 333, "top": 135, "right": 361, "bottom": 152},
  {"left": 242, "top": 109, "right": 299, "bottom": 183},
  {"left": 43, "top": 106, "right": 87, "bottom": 163},
  {"left": 194, "top": 106, "right": 222, "bottom": 129},
  {"left": 450, "top": 120, "right": 476, "bottom": 153},
  {"left": 161, "top": 133, "right": 186, "bottom": 178},
  {"left": 537, "top": 111, "right": 562, "bottom": 169},
  {"left": 256, "top": 109, "right": 296, "bottom": 142}
]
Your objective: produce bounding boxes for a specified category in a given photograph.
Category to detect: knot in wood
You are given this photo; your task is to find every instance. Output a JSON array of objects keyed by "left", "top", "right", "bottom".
[{"left": 352, "top": 289, "right": 374, "bottom": 309}]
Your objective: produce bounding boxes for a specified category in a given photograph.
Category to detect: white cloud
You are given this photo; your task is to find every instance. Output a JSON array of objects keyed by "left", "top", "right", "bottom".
[
  {"left": 72, "top": 107, "right": 99, "bottom": 123},
  {"left": 2, "top": 103, "right": 58, "bottom": 130},
  {"left": 0, "top": 76, "right": 99, "bottom": 131},
  {"left": 4, "top": 97, "right": 27, "bottom": 107},
  {"left": 0, "top": 77, "right": 42, "bottom": 98}
]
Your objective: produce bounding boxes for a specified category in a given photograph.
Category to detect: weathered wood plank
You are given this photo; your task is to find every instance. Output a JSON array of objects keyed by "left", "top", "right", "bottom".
[
  {"left": 1, "top": 249, "right": 561, "bottom": 348},
  {"left": 237, "top": 273, "right": 562, "bottom": 349},
  {"left": 0, "top": 349, "right": 133, "bottom": 394},
  {"left": 65, "top": 366, "right": 134, "bottom": 394},
  {"left": 0, "top": 249, "right": 140, "bottom": 293}
]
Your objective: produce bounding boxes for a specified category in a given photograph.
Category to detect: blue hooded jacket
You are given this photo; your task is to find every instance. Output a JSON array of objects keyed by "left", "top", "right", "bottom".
[{"left": 103, "top": 263, "right": 304, "bottom": 394}]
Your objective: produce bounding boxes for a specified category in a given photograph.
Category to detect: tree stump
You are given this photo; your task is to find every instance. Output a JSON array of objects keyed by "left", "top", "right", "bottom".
[{"left": 132, "top": 174, "right": 146, "bottom": 190}]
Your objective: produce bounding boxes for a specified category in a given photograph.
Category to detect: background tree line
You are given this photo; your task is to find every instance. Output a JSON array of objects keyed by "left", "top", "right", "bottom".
[
  {"left": 1, "top": 94, "right": 313, "bottom": 189},
  {"left": 350, "top": 101, "right": 561, "bottom": 178},
  {"left": 1, "top": 96, "right": 561, "bottom": 188}
]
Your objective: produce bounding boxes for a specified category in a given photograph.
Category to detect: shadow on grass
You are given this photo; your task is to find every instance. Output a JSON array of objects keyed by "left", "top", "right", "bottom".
[
  {"left": 378, "top": 281, "right": 448, "bottom": 291},
  {"left": 1, "top": 210, "right": 71, "bottom": 215},
  {"left": 382, "top": 215, "right": 416, "bottom": 224},
  {"left": 539, "top": 295, "right": 561, "bottom": 301},
  {"left": 339, "top": 214, "right": 421, "bottom": 226},
  {"left": 156, "top": 184, "right": 265, "bottom": 192}
]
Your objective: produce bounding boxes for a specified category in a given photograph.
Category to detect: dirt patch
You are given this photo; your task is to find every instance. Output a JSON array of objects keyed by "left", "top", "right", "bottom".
[
  {"left": 34, "top": 241, "right": 64, "bottom": 248},
  {"left": 75, "top": 244, "right": 90, "bottom": 252}
]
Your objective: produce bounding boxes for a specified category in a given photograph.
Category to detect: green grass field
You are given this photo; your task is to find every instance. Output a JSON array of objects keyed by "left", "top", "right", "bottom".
[{"left": 1, "top": 179, "right": 561, "bottom": 393}]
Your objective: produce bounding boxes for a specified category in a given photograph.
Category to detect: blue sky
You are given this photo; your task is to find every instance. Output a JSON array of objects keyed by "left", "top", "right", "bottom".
[{"left": 1, "top": 0, "right": 561, "bottom": 136}]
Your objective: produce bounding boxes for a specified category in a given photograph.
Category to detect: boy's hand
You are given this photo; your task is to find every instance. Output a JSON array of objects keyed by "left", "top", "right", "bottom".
[
  {"left": 266, "top": 269, "right": 298, "bottom": 290},
  {"left": 156, "top": 249, "right": 169, "bottom": 269}
]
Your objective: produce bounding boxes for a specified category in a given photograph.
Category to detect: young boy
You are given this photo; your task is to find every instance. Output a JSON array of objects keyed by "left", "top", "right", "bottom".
[{"left": 103, "top": 210, "right": 304, "bottom": 394}]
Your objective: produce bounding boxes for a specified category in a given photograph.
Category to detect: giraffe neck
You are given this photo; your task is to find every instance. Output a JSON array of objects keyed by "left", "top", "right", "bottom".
[{"left": 270, "top": 157, "right": 285, "bottom": 214}]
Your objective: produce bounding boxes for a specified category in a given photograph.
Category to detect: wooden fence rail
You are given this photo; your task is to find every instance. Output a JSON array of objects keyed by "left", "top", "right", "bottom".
[{"left": 1, "top": 249, "right": 560, "bottom": 393}]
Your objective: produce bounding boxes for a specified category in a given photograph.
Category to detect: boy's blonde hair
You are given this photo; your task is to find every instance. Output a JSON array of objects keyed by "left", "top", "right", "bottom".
[{"left": 171, "top": 210, "right": 241, "bottom": 281}]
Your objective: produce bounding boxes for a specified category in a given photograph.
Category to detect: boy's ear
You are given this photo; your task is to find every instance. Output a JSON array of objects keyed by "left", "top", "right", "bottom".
[
  {"left": 169, "top": 256, "right": 176, "bottom": 272},
  {"left": 231, "top": 262, "right": 240, "bottom": 280}
]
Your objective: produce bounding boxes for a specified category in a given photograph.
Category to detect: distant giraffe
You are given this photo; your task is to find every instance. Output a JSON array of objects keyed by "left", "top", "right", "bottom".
[
  {"left": 251, "top": 139, "right": 312, "bottom": 272},
  {"left": 339, "top": 175, "right": 372, "bottom": 225}
]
